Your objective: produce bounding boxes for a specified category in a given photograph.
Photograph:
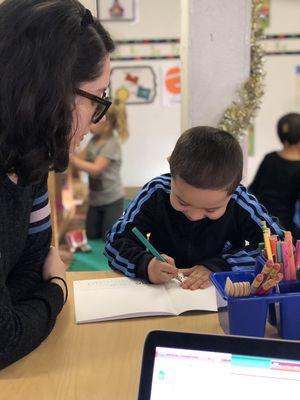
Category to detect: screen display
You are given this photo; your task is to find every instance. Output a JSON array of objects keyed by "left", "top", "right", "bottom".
[{"left": 150, "top": 346, "right": 300, "bottom": 399}]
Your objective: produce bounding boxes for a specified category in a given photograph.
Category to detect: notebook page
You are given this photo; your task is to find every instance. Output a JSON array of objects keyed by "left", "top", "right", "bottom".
[
  {"left": 73, "top": 277, "right": 176, "bottom": 323},
  {"left": 165, "top": 279, "right": 218, "bottom": 314}
]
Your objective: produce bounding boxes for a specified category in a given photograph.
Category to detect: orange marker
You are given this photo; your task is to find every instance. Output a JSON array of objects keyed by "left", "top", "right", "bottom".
[
  {"left": 285, "top": 231, "right": 296, "bottom": 280},
  {"left": 270, "top": 235, "right": 278, "bottom": 263}
]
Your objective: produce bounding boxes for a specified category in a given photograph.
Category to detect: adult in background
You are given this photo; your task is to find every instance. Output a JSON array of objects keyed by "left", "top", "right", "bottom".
[{"left": 249, "top": 113, "right": 300, "bottom": 239}]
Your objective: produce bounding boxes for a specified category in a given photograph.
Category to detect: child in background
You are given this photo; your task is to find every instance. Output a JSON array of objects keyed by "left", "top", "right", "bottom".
[
  {"left": 105, "top": 126, "right": 284, "bottom": 290},
  {"left": 70, "top": 99, "right": 128, "bottom": 239},
  {"left": 249, "top": 113, "right": 300, "bottom": 239}
]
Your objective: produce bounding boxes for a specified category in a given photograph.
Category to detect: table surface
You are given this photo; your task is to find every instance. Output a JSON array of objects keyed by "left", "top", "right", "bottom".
[{"left": 0, "top": 270, "right": 278, "bottom": 400}]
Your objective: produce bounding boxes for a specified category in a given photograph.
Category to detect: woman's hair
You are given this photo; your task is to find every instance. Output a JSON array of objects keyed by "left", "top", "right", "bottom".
[
  {"left": 169, "top": 126, "right": 243, "bottom": 194},
  {"left": 0, "top": 0, "right": 115, "bottom": 184},
  {"left": 277, "top": 113, "right": 300, "bottom": 145}
]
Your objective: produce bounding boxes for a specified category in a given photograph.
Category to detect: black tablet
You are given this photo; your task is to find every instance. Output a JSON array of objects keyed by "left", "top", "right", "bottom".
[{"left": 138, "top": 330, "right": 300, "bottom": 400}]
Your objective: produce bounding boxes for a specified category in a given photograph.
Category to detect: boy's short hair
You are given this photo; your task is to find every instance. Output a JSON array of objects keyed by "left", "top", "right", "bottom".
[
  {"left": 277, "top": 113, "right": 300, "bottom": 145},
  {"left": 169, "top": 126, "right": 243, "bottom": 194}
]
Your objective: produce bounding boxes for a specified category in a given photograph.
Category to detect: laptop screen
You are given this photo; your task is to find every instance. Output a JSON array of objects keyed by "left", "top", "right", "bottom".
[
  {"left": 151, "top": 346, "right": 300, "bottom": 399},
  {"left": 138, "top": 331, "right": 300, "bottom": 400}
]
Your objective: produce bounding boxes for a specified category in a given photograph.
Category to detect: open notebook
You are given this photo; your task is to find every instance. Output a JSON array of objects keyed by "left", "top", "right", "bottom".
[
  {"left": 138, "top": 330, "right": 300, "bottom": 400},
  {"left": 73, "top": 277, "right": 218, "bottom": 324}
]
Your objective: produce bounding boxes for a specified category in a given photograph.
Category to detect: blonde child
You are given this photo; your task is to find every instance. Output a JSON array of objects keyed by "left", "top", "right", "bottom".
[{"left": 70, "top": 99, "right": 128, "bottom": 239}]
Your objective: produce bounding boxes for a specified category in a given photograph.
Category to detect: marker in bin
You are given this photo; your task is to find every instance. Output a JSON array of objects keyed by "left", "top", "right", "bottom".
[
  {"left": 132, "top": 227, "right": 185, "bottom": 283},
  {"left": 259, "top": 223, "right": 300, "bottom": 281},
  {"left": 225, "top": 260, "right": 284, "bottom": 297}
]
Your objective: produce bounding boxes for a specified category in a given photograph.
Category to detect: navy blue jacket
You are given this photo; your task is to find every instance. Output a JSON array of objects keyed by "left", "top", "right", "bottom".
[{"left": 105, "top": 174, "right": 284, "bottom": 281}]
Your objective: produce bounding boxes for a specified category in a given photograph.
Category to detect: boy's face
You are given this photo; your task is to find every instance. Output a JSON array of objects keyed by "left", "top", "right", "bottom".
[{"left": 170, "top": 176, "right": 231, "bottom": 222}]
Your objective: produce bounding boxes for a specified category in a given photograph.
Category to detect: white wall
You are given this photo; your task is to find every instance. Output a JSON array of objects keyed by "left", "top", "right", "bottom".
[
  {"left": 248, "top": 0, "right": 300, "bottom": 184},
  {"left": 181, "top": 0, "right": 251, "bottom": 129},
  {"left": 82, "top": 0, "right": 181, "bottom": 187},
  {"left": 82, "top": 0, "right": 300, "bottom": 188}
]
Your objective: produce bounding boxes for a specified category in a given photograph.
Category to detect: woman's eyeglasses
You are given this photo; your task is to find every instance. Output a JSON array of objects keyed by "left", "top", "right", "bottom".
[{"left": 75, "top": 88, "right": 112, "bottom": 124}]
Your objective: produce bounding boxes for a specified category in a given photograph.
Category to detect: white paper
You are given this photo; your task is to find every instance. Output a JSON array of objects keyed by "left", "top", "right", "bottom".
[
  {"left": 165, "top": 279, "right": 218, "bottom": 314},
  {"left": 73, "top": 277, "right": 218, "bottom": 324}
]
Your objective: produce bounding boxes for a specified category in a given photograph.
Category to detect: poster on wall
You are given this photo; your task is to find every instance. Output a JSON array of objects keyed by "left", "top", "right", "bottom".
[
  {"left": 97, "top": 0, "right": 137, "bottom": 22},
  {"left": 260, "top": 0, "right": 270, "bottom": 29},
  {"left": 161, "top": 64, "right": 181, "bottom": 107},
  {"left": 110, "top": 66, "right": 156, "bottom": 104}
]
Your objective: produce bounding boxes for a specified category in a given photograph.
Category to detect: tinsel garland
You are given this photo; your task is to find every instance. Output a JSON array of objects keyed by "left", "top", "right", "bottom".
[{"left": 218, "top": 0, "right": 265, "bottom": 139}]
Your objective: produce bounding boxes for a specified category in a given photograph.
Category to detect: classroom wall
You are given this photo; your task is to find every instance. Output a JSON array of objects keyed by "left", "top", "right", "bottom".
[
  {"left": 81, "top": 0, "right": 181, "bottom": 187},
  {"left": 247, "top": 0, "right": 300, "bottom": 184},
  {"left": 80, "top": 0, "right": 300, "bottom": 188},
  {"left": 106, "top": 0, "right": 181, "bottom": 187}
]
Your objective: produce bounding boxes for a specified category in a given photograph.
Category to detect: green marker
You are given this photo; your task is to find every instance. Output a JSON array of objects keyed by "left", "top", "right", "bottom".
[{"left": 132, "top": 227, "right": 183, "bottom": 282}]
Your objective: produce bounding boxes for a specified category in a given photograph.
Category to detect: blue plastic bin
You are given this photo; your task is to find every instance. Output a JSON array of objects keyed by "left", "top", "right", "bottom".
[
  {"left": 210, "top": 271, "right": 300, "bottom": 340},
  {"left": 274, "top": 281, "right": 300, "bottom": 340}
]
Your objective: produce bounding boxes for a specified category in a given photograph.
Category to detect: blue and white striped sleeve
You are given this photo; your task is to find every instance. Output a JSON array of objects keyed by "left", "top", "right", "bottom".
[
  {"left": 104, "top": 175, "right": 171, "bottom": 281},
  {"left": 222, "top": 185, "right": 285, "bottom": 269}
]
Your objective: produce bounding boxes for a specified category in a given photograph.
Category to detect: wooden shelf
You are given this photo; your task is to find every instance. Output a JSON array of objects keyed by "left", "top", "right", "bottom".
[{"left": 48, "top": 170, "right": 76, "bottom": 246}]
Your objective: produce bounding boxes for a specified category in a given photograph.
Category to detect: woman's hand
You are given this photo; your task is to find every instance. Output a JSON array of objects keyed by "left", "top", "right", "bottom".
[{"left": 42, "top": 246, "right": 66, "bottom": 281}]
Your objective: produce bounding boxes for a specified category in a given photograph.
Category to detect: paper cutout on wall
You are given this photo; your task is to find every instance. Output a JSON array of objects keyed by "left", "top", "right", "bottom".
[
  {"left": 110, "top": 66, "right": 156, "bottom": 104},
  {"left": 97, "top": 0, "right": 136, "bottom": 22},
  {"left": 161, "top": 65, "right": 181, "bottom": 107},
  {"left": 260, "top": 0, "right": 270, "bottom": 29}
]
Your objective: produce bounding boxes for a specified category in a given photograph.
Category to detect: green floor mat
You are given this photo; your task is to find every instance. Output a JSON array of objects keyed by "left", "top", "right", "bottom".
[
  {"left": 67, "top": 198, "right": 134, "bottom": 272},
  {"left": 67, "top": 239, "right": 111, "bottom": 272}
]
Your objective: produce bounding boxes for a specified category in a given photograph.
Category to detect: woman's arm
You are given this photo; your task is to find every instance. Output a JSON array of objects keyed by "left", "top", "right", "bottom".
[
  {"left": 0, "top": 180, "right": 67, "bottom": 369},
  {"left": 1, "top": 248, "right": 67, "bottom": 370}
]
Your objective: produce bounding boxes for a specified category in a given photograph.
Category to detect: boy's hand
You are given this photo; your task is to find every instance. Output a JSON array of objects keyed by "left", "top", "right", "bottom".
[
  {"left": 148, "top": 255, "right": 179, "bottom": 284},
  {"left": 181, "top": 265, "right": 212, "bottom": 290}
]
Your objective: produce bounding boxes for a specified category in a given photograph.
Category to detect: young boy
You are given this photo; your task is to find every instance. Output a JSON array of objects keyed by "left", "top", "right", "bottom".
[
  {"left": 249, "top": 113, "right": 300, "bottom": 239},
  {"left": 105, "top": 126, "right": 284, "bottom": 290}
]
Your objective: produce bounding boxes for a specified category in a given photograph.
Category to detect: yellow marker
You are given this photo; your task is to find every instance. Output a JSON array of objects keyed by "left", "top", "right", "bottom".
[{"left": 261, "top": 221, "right": 273, "bottom": 261}]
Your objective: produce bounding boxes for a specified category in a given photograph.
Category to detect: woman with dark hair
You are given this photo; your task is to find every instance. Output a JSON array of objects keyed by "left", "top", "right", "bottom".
[{"left": 0, "top": 0, "right": 114, "bottom": 369}]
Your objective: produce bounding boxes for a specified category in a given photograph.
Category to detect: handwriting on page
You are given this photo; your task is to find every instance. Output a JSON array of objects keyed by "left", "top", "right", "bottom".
[{"left": 75, "top": 278, "right": 146, "bottom": 291}]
